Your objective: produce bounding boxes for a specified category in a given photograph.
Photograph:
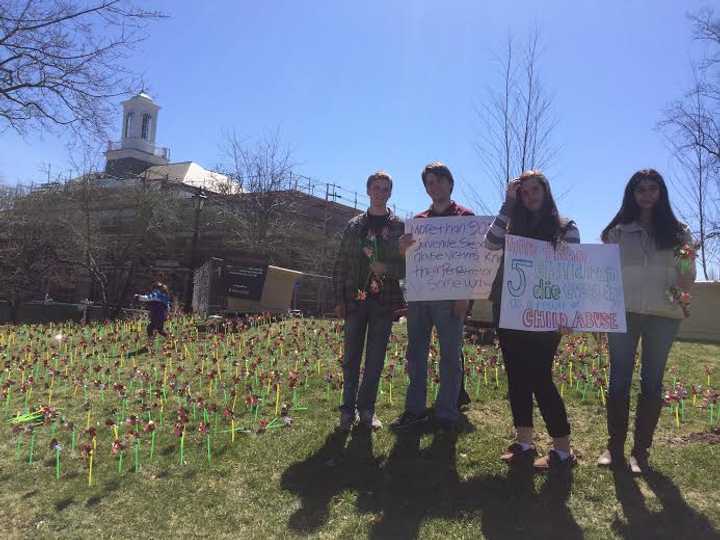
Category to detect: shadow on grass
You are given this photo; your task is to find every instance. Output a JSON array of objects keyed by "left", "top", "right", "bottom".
[
  {"left": 212, "top": 442, "right": 231, "bottom": 459},
  {"left": 125, "top": 347, "right": 149, "bottom": 358},
  {"left": 159, "top": 444, "right": 176, "bottom": 457},
  {"left": 462, "top": 464, "right": 581, "bottom": 540},
  {"left": 281, "top": 427, "right": 385, "bottom": 533},
  {"left": 282, "top": 426, "right": 584, "bottom": 539},
  {"left": 370, "top": 431, "right": 582, "bottom": 540},
  {"left": 55, "top": 496, "right": 75, "bottom": 512},
  {"left": 85, "top": 478, "right": 121, "bottom": 507},
  {"left": 369, "top": 429, "right": 455, "bottom": 539},
  {"left": 612, "top": 468, "right": 720, "bottom": 539}
]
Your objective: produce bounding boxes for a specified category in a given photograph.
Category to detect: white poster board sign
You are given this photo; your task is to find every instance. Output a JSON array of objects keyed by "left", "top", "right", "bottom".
[
  {"left": 404, "top": 216, "right": 501, "bottom": 301},
  {"left": 499, "top": 234, "right": 627, "bottom": 332}
]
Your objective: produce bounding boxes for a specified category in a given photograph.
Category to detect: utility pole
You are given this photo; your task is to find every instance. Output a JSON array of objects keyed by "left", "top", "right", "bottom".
[{"left": 183, "top": 188, "right": 207, "bottom": 312}]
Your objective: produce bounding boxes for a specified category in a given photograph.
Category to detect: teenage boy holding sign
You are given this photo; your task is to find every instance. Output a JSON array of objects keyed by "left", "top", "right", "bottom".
[{"left": 390, "top": 162, "right": 473, "bottom": 432}]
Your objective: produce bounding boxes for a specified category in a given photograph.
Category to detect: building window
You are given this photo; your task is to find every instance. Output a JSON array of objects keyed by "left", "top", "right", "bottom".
[
  {"left": 141, "top": 113, "right": 151, "bottom": 140},
  {"left": 124, "top": 112, "right": 134, "bottom": 138}
]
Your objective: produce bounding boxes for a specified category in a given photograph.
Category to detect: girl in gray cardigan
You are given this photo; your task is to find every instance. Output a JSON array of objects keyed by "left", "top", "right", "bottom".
[{"left": 598, "top": 169, "right": 695, "bottom": 473}]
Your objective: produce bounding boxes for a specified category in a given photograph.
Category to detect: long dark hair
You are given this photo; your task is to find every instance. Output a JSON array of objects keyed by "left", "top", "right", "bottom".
[
  {"left": 508, "top": 170, "right": 572, "bottom": 247},
  {"left": 601, "top": 169, "right": 684, "bottom": 249}
]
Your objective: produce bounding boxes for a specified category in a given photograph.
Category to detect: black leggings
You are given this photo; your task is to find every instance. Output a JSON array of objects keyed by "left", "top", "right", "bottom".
[
  {"left": 498, "top": 329, "right": 570, "bottom": 438},
  {"left": 147, "top": 313, "right": 167, "bottom": 338}
]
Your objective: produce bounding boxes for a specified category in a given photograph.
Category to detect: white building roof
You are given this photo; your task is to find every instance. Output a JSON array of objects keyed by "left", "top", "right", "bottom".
[{"left": 144, "top": 162, "right": 242, "bottom": 194}]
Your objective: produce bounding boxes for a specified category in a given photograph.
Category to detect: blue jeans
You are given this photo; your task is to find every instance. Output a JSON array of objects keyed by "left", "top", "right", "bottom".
[
  {"left": 608, "top": 313, "right": 681, "bottom": 400},
  {"left": 340, "top": 299, "right": 394, "bottom": 416},
  {"left": 405, "top": 300, "right": 464, "bottom": 422}
]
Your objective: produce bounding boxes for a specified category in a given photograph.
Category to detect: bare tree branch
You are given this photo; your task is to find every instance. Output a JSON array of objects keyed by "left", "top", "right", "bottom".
[
  {"left": 659, "top": 9, "right": 720, "bottom": 278},
  {"left": 471, "top": 28, "right": 558, "bottom": 213},
  {"left": 0, "top": 0, "right": 166, "bottom": 140}
]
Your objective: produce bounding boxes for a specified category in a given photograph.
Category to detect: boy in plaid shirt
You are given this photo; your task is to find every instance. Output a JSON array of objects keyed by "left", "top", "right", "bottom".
[{"left": 333, "top": 171, "right": 405, "bottom": 431}]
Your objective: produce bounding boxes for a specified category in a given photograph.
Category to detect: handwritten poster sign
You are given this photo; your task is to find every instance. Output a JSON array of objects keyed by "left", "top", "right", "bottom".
[
  {"left": 499, "top": 235, "right": 627, "bottom": 332},
  {"left": 404, "top": 216, "right": 501, "bottom": 301}
]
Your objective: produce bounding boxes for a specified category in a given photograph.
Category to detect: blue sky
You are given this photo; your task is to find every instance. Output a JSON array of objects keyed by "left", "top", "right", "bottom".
[{"left": 0, "top": 0, "right": 712, "bottom": 241}]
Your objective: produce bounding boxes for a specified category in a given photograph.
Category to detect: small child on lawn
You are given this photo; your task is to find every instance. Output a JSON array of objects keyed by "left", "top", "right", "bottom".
[{"left": 135, "top": 282, "right": 172, "bottom": 344}]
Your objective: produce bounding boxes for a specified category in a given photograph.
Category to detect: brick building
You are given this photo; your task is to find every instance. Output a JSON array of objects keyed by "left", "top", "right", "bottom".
[{"left": 69, "top": 92, "right": 363, "bottom": 312}]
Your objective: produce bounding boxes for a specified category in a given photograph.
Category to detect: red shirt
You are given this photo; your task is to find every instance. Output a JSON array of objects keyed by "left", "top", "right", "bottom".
[{"left": 414, "top": 200, "right": 474, "bottom": 218}]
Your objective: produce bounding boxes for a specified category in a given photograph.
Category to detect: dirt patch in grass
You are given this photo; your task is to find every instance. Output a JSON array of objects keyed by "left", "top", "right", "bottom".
[{"left": 666, "top": 428, "right": 720, "bottom": 445}]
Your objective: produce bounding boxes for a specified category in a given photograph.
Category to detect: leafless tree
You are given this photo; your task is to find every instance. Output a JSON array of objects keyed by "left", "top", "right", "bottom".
[
  {"left": 216, "top": 130, "right": 350, "bottom": 277},
  {"left": 0, "top": 183, "right": 71, "bottom": 320},
  {"left": 56, "top": 171, "right": 184, "bottom": 314},
  {"left": 691, "top": 7, "right": 720, "bottom": 73},
  {"left": 473, "top": 29, "right": 558, "bottom": 211},
  {"left": 661, "top": 79, "right": 720, "bottom": 279},
  {"left": 660, "top": 8, "right": 720, "bottom": 278},
  {"left": 0, "top": 0, "right": 165, "bottom": 139},
  {"left": 0, "top": 162, "right": 185, "bottom": 316},
  {"left": 217, "top": 130, "right": 300, "bottom": 261}
]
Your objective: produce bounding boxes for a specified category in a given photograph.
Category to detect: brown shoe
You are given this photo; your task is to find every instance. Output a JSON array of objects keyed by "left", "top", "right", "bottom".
[
  {"left": 500, "top": 443, "right": 537, "bottom": 464},
  {"left": 533, "top": 449, "right": 577, "bottom": 472}
]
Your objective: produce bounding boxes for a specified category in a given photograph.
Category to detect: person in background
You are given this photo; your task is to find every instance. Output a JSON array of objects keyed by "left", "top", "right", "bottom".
[
  {"left": 598, "top": 169, "right": 696, "bottom": 474},
  {"left": 135, "top": 282, "right": 172, "bottom": 344}
]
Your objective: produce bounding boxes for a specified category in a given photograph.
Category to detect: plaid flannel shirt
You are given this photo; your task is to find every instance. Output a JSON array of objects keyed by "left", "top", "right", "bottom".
[{"left": 332, "top": 210, "right": 406, "bottom": 313}]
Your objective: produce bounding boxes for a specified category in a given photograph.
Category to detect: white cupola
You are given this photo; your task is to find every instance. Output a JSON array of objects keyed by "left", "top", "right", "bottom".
[
  {"left": 105, "top": 91, "right": 170, "bottom": 176},
  {"left": 121, "top": 92, "right": 159, "bottom": 148}
]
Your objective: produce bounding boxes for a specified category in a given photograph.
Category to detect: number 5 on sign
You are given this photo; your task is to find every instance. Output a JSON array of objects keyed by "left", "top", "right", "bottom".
[
  {"left": 506, "top": 259, "right": 533, "bottom": 297},
  {"left": 499, "top": 234, "right": 627, "bottom": 333}
]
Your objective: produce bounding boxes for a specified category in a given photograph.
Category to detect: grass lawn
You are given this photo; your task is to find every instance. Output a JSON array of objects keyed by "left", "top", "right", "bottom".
[{"left": 0, "top": 316, "right": 719, "bottom": 539}]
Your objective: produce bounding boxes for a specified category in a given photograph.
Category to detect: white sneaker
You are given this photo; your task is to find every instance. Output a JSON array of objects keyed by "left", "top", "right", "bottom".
[
  {"left": 597, "top": 449, "right": 613, "bottom": 467},
  {"left": 628, "top": 456, "right": 642, "bottom": 474},
  {"left": 359, "top": 411, "right": 382, "bottom": 431}
]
